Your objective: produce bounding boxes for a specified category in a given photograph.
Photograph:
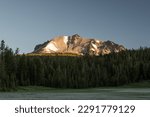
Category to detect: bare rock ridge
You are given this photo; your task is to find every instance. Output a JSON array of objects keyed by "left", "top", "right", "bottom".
[{"left": 33, "top": 34, "right": 126, "bottom": 55}]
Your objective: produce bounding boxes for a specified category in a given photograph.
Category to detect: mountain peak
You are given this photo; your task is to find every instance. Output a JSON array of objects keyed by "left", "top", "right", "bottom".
[{"left": 33, "top": 34, "right": 126, "bottom": 56}]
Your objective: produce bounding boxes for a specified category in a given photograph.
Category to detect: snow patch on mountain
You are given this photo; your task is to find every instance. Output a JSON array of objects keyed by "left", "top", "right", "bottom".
[
  {"left": 90, "top": 48, "right": 96, "bottom": 51},
  {"left": 91, "top": 43, "right": 97, "bottom": 49},
  {"left": 95, "top": 40, "right": 100, "bottom": 43},
  {"left": 46, "top": 42, "right": 58, "bottom": 52},
  {"left": 63, "top": 36, "right": 68, "bottom": 44}
]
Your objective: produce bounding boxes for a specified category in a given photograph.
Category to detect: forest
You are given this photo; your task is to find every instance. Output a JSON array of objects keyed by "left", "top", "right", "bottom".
[{"left": 0, "top": 40, "right": 150, "bottom": 91}]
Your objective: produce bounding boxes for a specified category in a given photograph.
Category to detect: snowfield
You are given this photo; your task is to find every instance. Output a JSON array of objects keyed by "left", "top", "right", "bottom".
[{"left": 46, "top": 42, "right": 58, "bottom": 52}]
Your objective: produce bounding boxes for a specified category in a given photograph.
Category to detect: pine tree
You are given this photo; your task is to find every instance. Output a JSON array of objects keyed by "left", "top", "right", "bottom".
[{"left": 15, "top": 48, "right": 19, "bottom": 55}]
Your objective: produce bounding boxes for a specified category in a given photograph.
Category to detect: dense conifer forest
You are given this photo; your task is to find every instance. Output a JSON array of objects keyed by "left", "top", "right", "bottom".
[{"left": 0, "top": 40, "right": 150, "bottom": 91}]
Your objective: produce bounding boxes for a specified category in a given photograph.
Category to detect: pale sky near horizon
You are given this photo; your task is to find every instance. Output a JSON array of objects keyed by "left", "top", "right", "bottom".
[{"left": 0, "top": 0, "right": 150, "bottom": 53}]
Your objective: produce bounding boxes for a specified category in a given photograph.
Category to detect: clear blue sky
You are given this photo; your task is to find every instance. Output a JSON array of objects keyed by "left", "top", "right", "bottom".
[{"left": 0, "top": 0, "right": 150, "bottom": 53}]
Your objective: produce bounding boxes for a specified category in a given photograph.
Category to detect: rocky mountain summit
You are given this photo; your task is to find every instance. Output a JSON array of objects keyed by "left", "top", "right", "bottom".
[{"left": 33, "top": 34, "right": 125, "bottom": 56}]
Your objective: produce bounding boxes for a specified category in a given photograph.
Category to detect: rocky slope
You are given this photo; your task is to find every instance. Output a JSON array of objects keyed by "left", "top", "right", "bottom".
[{"left": 33, "top": 34, "right": 126, "bottom": 56}]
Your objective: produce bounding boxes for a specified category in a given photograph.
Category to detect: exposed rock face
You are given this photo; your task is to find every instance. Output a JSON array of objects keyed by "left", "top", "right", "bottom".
[{"left": 33, "top": 34, "right": 126, "bottom": 56}]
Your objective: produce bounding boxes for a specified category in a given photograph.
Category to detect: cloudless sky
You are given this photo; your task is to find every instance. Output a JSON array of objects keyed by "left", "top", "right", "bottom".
[{"left": 0, "top": 0, "right": 150, "bottom": 53}]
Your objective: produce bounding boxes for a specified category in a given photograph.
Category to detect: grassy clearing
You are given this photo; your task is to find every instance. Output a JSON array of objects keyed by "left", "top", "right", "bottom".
[
  {"left": 17, "top": 86, "right": 99, "bottom": 93},
  {"left": 121, "top": 80, "right": 150, "bottom": 88},
  {"left": 1, "top": 81, "right": 150, "bottom": 100},
  {"left": 15, "top": 80, "right": 150, "bottom": 93},
  {"left": 1, "top": 80, "right": 150, "bottom": 93}
]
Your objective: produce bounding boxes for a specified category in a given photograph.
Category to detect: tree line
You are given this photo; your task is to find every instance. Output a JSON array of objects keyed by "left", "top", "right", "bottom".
[{"left": 0, "top": 40, "right": 150, "bottom": 91}]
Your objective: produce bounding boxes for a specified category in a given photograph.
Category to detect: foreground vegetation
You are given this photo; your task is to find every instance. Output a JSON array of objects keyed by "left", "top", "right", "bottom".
[
  {"left": 26, "top": 52, "right": 81, "bottom": 57},
  {"left": 16, "top": 80, "right": 150, "bottom": 93},
  {"left": 0, "top": 40, "right": 150, "bottom": 91}
]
